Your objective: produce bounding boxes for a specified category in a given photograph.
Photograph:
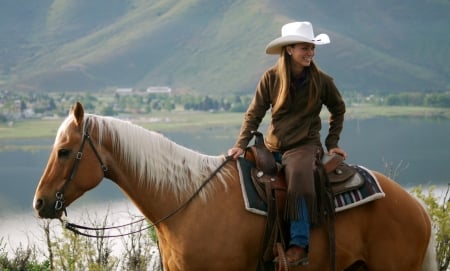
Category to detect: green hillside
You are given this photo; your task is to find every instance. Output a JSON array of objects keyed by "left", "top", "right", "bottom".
[{"left": 0, "top": 0, "right": 449, "bottom": 95}]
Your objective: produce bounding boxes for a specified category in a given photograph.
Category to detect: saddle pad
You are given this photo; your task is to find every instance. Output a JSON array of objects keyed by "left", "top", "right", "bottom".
[
  {"left": 237, "top": 158, "right": 268, "bottom": 216},
  {"left": 238, "top": 158, "right": 385, "bottom": 215},
  {"left": 334, "top": 165, "right": 385, "bottom": 212}
]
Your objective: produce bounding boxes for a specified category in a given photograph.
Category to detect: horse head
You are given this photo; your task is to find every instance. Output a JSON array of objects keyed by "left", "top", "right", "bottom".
[{"left": 33, "top": 102, "right": 107, "bottom": 218}]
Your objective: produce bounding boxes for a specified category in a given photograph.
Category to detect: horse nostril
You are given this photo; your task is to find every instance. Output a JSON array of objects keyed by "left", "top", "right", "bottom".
[{"left": 34, "top": 198, "right": 44, "bottom": 211}]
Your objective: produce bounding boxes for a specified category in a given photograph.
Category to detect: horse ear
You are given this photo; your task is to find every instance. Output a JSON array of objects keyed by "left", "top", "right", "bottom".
[{"left": 71, "top": 102, "right": 85, "bottom": 126}]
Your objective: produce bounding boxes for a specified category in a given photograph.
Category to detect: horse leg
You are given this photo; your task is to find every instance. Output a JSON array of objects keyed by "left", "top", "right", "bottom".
[
  {"left": 290, "top": 225, "right": 359, "bottom": 271},
  {"left": 344, "top": 261, "right": 367, "bottom": 271}
]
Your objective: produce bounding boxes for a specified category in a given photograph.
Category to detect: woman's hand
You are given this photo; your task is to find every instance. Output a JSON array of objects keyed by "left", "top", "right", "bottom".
[
  {"left": 328, "top": 147, "right": 347, "bottom": 160},
  {"left": 227, "top": 147, "right": 244, "bottom": 160}
]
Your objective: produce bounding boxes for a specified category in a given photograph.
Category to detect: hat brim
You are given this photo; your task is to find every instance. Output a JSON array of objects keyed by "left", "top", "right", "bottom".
[{"left": 265, "top": 34, "right": 330, "bottom": 55}]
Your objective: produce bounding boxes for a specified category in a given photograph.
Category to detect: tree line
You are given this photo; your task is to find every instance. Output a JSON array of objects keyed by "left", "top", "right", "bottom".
[
  {"left": 367, "top": 92, "right": 450, "bottom": 107},
  {"left": 0, "top": 90, "right": 253, "bottom": 123},
  {"left": 1, "top": 90, "right": 449, "bottom": 123}
]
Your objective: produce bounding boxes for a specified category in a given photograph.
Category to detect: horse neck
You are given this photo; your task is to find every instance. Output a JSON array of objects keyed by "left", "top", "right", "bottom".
[{"left": 92, "top": 116, "right": 226, "bottom": 221}]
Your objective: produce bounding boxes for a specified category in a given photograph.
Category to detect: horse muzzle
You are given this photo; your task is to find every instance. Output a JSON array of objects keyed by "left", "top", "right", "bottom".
[{"left": 33, "top": 197, "right": 64, "bottom": 219}]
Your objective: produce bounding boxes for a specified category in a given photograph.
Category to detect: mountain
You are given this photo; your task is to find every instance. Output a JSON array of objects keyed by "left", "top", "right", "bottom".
[{"left": 0, "top": 0, "right": 449, "bottom": 95}]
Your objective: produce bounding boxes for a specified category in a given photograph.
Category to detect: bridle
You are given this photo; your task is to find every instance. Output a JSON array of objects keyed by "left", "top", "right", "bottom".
[{"left": 54, "top": 117, "right": 108, "bottom": 213}]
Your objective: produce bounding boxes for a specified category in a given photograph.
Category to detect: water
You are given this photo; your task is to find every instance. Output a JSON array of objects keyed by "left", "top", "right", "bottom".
[{"left": 340, "top": 117, "right": 449, "bottom": 186}]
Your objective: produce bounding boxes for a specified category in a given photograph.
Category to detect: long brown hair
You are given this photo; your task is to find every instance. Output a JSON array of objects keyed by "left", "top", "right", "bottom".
[{"left": 272, "top": 46, "right": 322, "bottom": 114}]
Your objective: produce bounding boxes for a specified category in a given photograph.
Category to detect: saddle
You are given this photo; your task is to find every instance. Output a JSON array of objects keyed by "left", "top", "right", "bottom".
[{"left": 245, "top": 132, "right": 361, "bottom": 270}]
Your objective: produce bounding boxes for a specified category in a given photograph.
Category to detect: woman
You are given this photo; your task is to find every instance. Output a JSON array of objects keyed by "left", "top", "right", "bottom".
[{"left": 228, "top": 21, "right": 347, "bottom": 266}]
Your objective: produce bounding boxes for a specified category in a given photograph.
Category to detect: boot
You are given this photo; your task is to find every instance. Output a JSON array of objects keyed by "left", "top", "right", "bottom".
[{"left": 285, "top": 245, "right": 308, "bottom": 266}]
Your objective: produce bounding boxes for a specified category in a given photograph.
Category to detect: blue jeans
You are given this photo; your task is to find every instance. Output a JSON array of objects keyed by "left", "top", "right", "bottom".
[
  {"left": 289, "top": 198, "right": 310, "bottom": 248},
  {"left": 273, "top": 152, "right": 311, "bottom": 248}
]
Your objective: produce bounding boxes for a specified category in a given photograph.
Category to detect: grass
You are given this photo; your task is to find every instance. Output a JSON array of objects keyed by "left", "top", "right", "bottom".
[
  {"left": 0, "top": 118, "right": 61, "bottom": 139},
  {"left": 344, "top": 105, "right": 450, "bottom": 119},
  {"left": 134, "top": 111, "right": 246, "bottom": 131}
]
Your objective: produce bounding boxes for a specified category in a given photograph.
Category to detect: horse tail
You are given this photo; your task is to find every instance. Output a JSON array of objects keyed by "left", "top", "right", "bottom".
[
  {"left": 422, "top": 226, "right": 438, "bottom": 271},
  {"left": 419, "top": 198, "right": 438, "bottom": 271}
]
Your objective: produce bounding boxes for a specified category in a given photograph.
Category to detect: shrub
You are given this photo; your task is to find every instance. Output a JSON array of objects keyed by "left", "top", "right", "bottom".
[{"left": 411, "top": 184, "right": 450, "bottom": 271}]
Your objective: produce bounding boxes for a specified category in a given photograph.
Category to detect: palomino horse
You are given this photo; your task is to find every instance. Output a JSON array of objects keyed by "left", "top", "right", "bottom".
[{"left": 33, "top": 102, "right": 437, "bottom": 271}]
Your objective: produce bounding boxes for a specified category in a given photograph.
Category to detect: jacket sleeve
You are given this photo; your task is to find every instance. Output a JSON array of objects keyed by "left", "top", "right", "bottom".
[
  {"left": 235, "top": 71, "right": 272, "bottom": 149},
  {"left": 322, "top": 74, "right": 346, "bottom": 151}
]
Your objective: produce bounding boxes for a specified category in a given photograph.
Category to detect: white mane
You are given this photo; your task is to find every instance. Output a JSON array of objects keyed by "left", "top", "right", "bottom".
[{"left": 57, "top": 114, "right": 230, "bottom": 201}]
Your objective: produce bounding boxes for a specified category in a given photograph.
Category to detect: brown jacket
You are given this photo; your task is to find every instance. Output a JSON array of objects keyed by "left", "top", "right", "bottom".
[{"left": 235, "top": 67, "right": 345, "bottom": 152}]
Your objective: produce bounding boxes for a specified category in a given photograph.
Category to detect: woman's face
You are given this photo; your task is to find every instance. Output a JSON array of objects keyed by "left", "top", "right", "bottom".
[{"left": 287, "top": 42, "right": 316, "bottom": 68}]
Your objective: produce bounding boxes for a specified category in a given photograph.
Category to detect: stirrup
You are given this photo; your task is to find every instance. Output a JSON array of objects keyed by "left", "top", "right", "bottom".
[{"left": 288, "top": 255, "right": 309, "bottom": 266}]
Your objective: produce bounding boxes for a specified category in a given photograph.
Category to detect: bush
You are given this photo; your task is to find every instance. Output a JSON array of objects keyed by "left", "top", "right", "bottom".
[
  {"left": 411, "top": 184, "right": 450, "bottom": 271},
  {"left": 0, "top": 238, "right": 49, "bottom": 271}
]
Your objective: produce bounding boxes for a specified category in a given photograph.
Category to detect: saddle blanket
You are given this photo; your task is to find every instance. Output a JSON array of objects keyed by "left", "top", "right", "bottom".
[{"left": 237, "top": 158, "right": 385, "bottom": 215}]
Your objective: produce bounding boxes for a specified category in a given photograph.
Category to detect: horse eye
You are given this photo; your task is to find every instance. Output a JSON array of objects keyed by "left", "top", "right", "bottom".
[{"left": 58, "top": 149, "right": 71, "bottom": 159}]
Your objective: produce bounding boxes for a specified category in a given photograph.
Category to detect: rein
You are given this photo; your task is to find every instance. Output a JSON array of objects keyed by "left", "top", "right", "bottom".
[
  {"left": 54, "top": 117, "right": 108, "bottom": 214},
  {"left": 62, "top": 137, "right": 233, "bottom": 238}
]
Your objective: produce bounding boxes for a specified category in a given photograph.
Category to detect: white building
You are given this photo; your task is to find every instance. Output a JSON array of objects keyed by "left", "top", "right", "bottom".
[
  {"left": 116, "top": 88, "right": 133, "bottom": 94},
  {"left": 146, "top": 86, "right": 171, "bottom": 93}
]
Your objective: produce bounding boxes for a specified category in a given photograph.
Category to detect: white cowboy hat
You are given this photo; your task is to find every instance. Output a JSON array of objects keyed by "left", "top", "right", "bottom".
[{"left": 265, "top": 21, "right": 330, "bottom": 55}]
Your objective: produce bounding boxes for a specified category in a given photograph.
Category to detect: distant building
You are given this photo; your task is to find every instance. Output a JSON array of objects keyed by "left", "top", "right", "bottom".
[
  {"left": 146, "top": 86, "right": 172, "bottom": 93},
  {"left": 116, "top": 88, "right": 133, "bottom": 94},
  {"left": 115, "top": 87, "right": 172, "bottom": 95}
]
